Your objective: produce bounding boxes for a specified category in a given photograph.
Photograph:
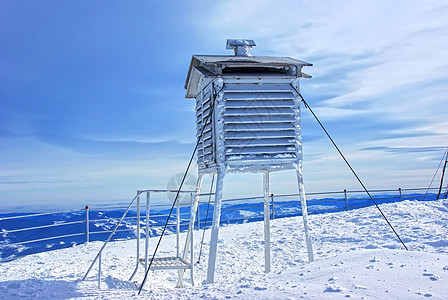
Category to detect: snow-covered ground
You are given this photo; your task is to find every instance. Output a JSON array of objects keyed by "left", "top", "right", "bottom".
[{"left": 1, "top": 199, "right": 447, "bottom": 299}]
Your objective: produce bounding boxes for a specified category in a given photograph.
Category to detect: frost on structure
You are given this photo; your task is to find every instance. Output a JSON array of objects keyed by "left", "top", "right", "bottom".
[
  {"left": 184, "top": 55, "right": 312, "bottom": 175},
  {"left": 184, "top": 43, "right": 315, "bottom": 282}
]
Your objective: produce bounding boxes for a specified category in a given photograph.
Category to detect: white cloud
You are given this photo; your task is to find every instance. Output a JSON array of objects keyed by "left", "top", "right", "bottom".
[
  {"left": 201, "top": 0, "right": 448, "bottom": 126},
  {"left": 312, "top": 106, "right": 370, "bottom": 119}
]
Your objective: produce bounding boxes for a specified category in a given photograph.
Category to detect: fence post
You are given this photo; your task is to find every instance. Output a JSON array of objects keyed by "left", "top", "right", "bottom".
[
  {"left": 98, "top": 252, "right": 101, "bottom": 288},
  {"left": 344, "top": 189, "right": 348, "bottom": 211},
  {"left": 270, "top": 194, "right": 275, "bottom": 220},
  {"left": 85, "top": 205, "right": 90, "bottom": 243},
  {"left": 399, "top": 188, "right": 402, "bottom": 201}
]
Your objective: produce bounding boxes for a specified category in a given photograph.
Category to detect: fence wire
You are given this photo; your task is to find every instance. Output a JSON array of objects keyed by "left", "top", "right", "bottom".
[{"left": 0, "top": 187, "right": 442, "bottom": 262}]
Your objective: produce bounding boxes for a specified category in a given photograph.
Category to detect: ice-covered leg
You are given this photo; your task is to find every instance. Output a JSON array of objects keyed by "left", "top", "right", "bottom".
[
  {"left": 263, "top": 171, "right": 271, "bottom": 273},
  {"left": 206, "top": 169, "right": 225, "bottom": 284},
  {"left": 295, "top": 162, "right": 314, "bottom": 262}
]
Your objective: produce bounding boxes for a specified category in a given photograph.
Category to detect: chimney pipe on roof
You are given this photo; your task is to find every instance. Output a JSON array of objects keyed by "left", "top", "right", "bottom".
[{"left": 226, "top": 39, "right": 256, "bottom": 57}]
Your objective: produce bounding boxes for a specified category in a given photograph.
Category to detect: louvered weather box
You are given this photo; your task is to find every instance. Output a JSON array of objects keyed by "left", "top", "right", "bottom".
[
  {"left": 185, "top": 39, "right": 314, "bottom": 284},
  {"left": 186, "top": 41, "right": 311, "bottom": 173}
]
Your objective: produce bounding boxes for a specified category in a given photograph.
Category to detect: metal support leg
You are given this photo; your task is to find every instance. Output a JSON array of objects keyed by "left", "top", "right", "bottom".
[
  {"left": 206, "top": 170, "right": 225, "bottom": 284},
  {"left": 129, "top": 194, "right": 141, "bottom": 281},
  {"left": 137, "top": 194, "right": 141, "bottom": 253},
  {"left": 98, "top": 253, "right": 102, "bottom": 289},
  {"left": 83, "top": 193, "right": 140, "bottom": 282},
  {"left": 176, "top": 191, "right": 182, "bottom": 287},
  {"left": 145, "top": 192, "right": 150, "bottom": 272},
  {"left": 263, "top": 171, "right": 271, "bottom": 273},
  {"left": 183, "top": 175, "right": 203, "bottom": 260},
  {"left": 176, "top": 195, "right": 180, "bottom": 257},
  {"left": 190, "top": 192, "right": 195, "bottom": 286},
  {"left": 179, "top": 175, "right": 204, "bottom": 287},
  {"left": 196, "top": 200, "right": 200, "bottom": 230},
  {"left": 296, "top": 163, "right": 314, "bottom": 262}
]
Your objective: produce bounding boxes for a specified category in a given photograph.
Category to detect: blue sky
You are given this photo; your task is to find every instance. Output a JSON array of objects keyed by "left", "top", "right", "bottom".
[{"left": 1, "top": 0, "right": 447, "bottom": 211}]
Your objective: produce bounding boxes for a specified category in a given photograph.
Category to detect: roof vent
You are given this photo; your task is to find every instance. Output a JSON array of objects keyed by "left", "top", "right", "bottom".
[{"left": 226, "top": 39, "right": 256, "bottom": 57}]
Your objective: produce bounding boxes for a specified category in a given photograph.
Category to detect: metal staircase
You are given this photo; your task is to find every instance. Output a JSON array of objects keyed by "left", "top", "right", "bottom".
[{"left": 82, "top": 189, "right": 201, "bottom": 289}]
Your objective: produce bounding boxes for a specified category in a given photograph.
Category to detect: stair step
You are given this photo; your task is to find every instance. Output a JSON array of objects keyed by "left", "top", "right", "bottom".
[{"left": 139, "top": 256, "right": 191, "bottom": 270}]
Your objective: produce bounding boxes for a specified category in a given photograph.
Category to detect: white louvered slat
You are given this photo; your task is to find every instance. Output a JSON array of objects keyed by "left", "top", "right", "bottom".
[
  {"left": 225, "top": 137, "right": 295, "bottom": 147},
  {"left": 224, "top": 115, "right": 295, "bottom": 123},
  {"left": 224, "top": 107, "right": 295, "bottom": 116},
  {"left": 226, "top": 130, "right": 296, "bottom": 139},
  {"left": 225, "top": 123, "right": 295, "bottom": 131},
  {"left": 226, "top": 145, "right": 295, "bottom": 154},
  {"left": 225, "top": 99, "right": 294, "bottom": 108},
  {"left": 226, "top": 155, "right": 297, "bottom": 162}
]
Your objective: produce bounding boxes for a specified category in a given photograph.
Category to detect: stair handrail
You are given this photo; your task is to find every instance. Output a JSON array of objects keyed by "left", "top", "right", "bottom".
[{"left": 82, "top": 191, "right": 141, "bottom": 282}]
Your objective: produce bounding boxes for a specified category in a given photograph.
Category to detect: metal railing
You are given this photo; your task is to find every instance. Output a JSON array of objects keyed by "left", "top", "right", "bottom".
[{"left": 0, "top": 187, "right": 443, "bottom": 262}]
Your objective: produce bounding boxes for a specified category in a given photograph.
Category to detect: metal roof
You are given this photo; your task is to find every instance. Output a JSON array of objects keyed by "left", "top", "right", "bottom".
[
  {"left": 185, "top": 55, "right": 312, "bottom": 98},
  {"left": 192, "top": 55, "right": 312, "bottom": 66}
]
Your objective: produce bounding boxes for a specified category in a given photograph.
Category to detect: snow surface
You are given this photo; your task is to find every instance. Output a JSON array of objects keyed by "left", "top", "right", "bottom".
[{"left": 0, "top": 199, "right": 447, "bottom": 299}]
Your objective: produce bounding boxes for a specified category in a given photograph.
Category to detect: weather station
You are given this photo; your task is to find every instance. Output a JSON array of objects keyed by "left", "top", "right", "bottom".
[
  {"left": 83, "top": 39, "right": 317, "bottom": 291},
  {"left": 184, "top": 39, "right": 315, "bottom": 283}
]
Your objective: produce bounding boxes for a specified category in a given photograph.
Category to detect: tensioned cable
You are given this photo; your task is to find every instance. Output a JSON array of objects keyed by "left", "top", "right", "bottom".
[
  {"left": 436, "top": 148, "right": 448, "bottom": 199},
  {"left": 423, "top": 147, "right": 448, "bottom": 201},
  {"left": 197, "top": 173, "right": 215, "bottom": 264},
  {"left": 137, "top": 140, "right": 197, "bottom": 294},
  {"left": 444, "top": 181, "right": 448, "bottom": 199},
  {"left": 138, "top": 86, "right": 223, "bottom": 294},
  {"left": 293, "top": 87, "right": 408, "bottom": 251}
]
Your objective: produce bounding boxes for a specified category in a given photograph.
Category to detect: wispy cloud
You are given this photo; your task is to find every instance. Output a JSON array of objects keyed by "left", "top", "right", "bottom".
[{"left": 361, "top": 146, "right": 445, "bottom": 154}]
